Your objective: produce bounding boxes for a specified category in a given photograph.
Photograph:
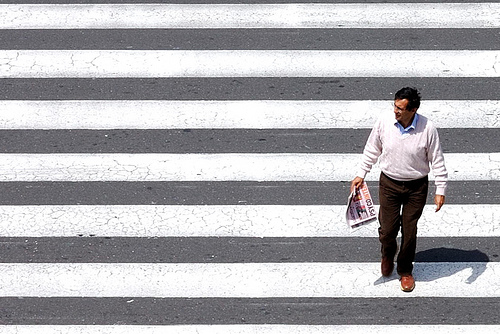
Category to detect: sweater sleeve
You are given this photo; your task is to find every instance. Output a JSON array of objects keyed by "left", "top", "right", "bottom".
[
  {"left": 357, "top": 118, "right": 383, "bottom": 179},
  {"left": 427, "top": 125, "right": 448, "bottom": 196}
]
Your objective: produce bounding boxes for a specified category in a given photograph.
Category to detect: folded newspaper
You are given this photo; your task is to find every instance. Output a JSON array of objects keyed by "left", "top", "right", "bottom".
[{"left": 346, "top": 182, "right": 377, "bottom": 229}]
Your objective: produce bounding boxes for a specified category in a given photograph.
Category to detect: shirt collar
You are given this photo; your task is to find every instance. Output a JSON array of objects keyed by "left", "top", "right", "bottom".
[{"left": 395, "top": 113, "right": 419, "bottom": 135}]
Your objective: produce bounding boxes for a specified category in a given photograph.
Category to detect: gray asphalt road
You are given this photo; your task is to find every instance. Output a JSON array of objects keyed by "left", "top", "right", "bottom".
[
  {"left": 4, "top": 29, "right": 499, "bottom": 50},
  {"left": 0, "top": 181, "right": 498, "bottom": 205},
  {"left": 1, "top": 297, "right": 499, "bottom": 325},
  {"left": 2, "top": 77, "right": 499, "bottom": 100},
  {"left": 0, "top": 237, "right": 497, "bottom": 263},
  {"left": 0, "top": 128, "right": 498, "bottom": 153}
]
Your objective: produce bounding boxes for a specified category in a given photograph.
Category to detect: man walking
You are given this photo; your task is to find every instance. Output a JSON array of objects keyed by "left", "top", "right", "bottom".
[{"left": 350, "top": 87, "right": 448, "bottom": 292}]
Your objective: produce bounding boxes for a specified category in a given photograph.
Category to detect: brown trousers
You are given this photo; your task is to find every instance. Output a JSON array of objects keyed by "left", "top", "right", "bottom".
[{"left": 378, "top": 172, "right": 428, "bottom": 276}]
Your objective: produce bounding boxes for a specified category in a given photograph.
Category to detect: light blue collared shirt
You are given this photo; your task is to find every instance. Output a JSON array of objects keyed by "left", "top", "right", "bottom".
[{"left": 395, "top": 113, "right": 419, "bottom": 135}]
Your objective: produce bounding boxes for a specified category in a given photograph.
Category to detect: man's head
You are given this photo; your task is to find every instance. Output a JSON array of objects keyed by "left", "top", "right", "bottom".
[
  {"left": 394, "top": 87, "right": 420, "bottom": 127},
  {"left": 395, "top": 87, "right": 421, "bottom": 112}
]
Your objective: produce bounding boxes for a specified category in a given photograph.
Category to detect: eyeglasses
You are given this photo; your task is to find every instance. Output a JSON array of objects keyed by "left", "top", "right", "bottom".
[{"left": 393, "top": 103, "right": 407, "bottom": 112}]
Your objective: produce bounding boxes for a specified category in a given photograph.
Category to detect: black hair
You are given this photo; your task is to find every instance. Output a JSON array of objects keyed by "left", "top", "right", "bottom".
[{"left": 395, "top": 87, "right": 421, "bottom": 111}]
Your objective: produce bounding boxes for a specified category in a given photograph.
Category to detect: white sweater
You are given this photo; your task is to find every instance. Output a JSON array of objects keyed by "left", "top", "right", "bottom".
[{"left": 357, "top": 113, "right": 448, "bottom": 196}]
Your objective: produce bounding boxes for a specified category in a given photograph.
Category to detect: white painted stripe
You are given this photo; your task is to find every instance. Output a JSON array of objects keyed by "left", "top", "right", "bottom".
[
  {"left": 1, "top": 100, "right": 499, "bottom": 129},
  {"left": 0, "top": 153, "right": 496, "bottom": 182},
  {"left": 0, "top": 205, "right": 497, "bottom": 238},
  {"left": 0, "top": 262, "right": 497, "bottom": 297},
  {"left": 1, "top": 325, "right": 499, "bottom": 334},
  {"left": 1, "top": 4, "right": 499, "bottom": 29},
  {"left": 1, "top": 50, "right": 499, "bottom": 78}
]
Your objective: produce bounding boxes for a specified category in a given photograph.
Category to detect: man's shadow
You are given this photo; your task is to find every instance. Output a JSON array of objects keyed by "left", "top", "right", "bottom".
[
  {"left": 374, "top": 247, "right": 489, "bottom": 285},
  {"left": 413, "top": 247, "right": 489, "bottom": 284}
]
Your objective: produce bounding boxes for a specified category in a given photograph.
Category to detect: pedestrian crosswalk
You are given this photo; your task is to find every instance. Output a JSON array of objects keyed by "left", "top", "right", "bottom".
[
  {"left": 0, "top": 0, "right": 499, "bottom": 332},
  {"left": 0, "top": 152, "right": 498, "bottom": 181},
  {"left": 1, "top": 100, "right": 499, "bottom": 129},
  {"left": 1, "top": 262, "right": 499, "bottom": 297},
  {"left": 2, "top": 3, "right": 499, "bottom": 29},
  {"left": 1, "top": 204, "right": 498, "bottom": 237},
  {"left": 3, "top": 50, "right": 500, "bottom": 77}
]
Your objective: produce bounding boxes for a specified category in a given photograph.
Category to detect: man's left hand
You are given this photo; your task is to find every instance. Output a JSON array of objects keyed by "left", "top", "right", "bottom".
[{"left": 435, "top": 195, "right": 445, "bottom": 212}]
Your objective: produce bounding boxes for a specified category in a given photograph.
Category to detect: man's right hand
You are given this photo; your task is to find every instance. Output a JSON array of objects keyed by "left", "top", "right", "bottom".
[{"left": 350, "top": 176, "right": 364, "bottom": 193}]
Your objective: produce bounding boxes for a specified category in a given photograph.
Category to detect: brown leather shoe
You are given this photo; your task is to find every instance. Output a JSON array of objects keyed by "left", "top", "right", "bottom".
[
  {"left": 400, "top": 275, "right": 415, "bottom": 292},
  {"left": 381, "top": 256, "right": 394, "bottom": 277}
]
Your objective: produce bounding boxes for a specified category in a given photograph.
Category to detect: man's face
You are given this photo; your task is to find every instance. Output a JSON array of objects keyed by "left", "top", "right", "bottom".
[{"left": 393, "top": 98, "right": 416, "bottom": 126}]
